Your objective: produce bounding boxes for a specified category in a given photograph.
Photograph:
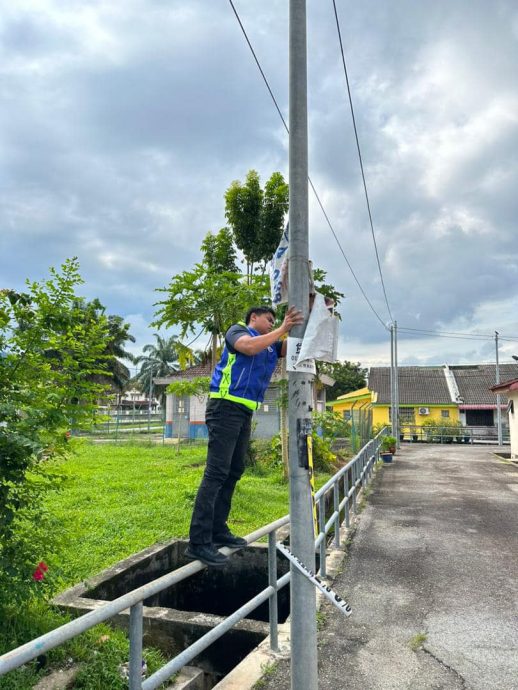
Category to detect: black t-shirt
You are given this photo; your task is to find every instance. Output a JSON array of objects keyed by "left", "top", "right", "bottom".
[{"left": 225, "top": 324, "right": 283, "bottom": 357}]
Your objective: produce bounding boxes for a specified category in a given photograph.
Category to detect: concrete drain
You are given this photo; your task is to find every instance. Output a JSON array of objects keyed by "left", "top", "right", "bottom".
[{"left": 54, "top": 539, "right": 291, "bottom": 688}]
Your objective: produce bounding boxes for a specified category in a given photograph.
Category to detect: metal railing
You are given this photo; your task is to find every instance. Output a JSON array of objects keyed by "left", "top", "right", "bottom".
[
  {"left": 0, "top": 430, "right": 387, "bottom": 688},
  {"left": 399, "top": 424, "right": 510, "bottom": 445}
]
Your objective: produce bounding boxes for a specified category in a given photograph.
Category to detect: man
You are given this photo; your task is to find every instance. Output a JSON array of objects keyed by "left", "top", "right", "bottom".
[{"left": 185, "top": 305, "right": 303, "bottom": 567}]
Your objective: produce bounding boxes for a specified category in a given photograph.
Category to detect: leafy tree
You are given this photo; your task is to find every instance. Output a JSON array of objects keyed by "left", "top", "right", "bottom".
[
  {"left": 0, "top": 259, "right": 111, "bottom": 607},
  {"left": 155, "top": 228, "right": 269, "bottom": 368},
  {"left": 133, "top": 334, "right": 181, "bottom": 406},
  {"left": 200, "top": 227, "right": 238, "bottom": 273},
  {"left": 225, "top": 170, "right": 289, "bottom": 277},
  {"left": 70, "top": 299, "right": 135, "bottom": 393},
  {"left": 319, "top": 360, "right": 367, "bottom": 401}
]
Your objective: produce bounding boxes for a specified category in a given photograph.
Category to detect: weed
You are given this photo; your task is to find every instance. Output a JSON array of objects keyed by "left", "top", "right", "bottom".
[
  {"left": 253, "top": 660, "right": 279, "bottom": 688},
  {"left": 316, "top": 609, "right": 328, "bottom": 631},
  {"left": 409, "top": 632, "right": 428, "bottom": 651}
]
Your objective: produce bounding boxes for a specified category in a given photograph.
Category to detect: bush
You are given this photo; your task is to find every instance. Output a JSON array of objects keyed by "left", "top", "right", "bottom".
[
  {"left": 0, "top": 260, "right": 112, "bottom": 610},
  {"left": 381, "top": 435, "right": 397, "bottom": 452}
]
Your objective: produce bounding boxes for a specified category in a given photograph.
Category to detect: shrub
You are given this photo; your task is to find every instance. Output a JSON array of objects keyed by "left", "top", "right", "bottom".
[{"left": 0, "top": 260, "right": 112, "bottom": 609}]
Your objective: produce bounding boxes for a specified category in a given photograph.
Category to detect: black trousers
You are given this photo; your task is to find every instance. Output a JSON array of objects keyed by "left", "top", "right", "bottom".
[{"left": 189, "top": 398, "right": 252, "bottom": 545}]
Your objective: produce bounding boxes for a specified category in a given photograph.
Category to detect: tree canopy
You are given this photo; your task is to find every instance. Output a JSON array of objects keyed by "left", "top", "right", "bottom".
[
  {"left": 319, "top": 360, "right": 367, "bottom": 401},
  {"left": 225, "top": 170, "right": 289, "bottom": 276},
  {"left": 155, "top": 227, "right": 269, "bottom": 367}
]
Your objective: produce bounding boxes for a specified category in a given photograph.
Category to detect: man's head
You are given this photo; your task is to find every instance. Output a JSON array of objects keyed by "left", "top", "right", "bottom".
[{"left": 245, "top": 306, "right": 276, "bottom": 334}]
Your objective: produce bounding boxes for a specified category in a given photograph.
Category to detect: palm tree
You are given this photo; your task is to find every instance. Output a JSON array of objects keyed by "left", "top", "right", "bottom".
[
  {"left": 134, "top": 334, "right": 181, "bottom": 405},
  {"left": 104, "top": 314, "right": 136, "bottom": 391}
]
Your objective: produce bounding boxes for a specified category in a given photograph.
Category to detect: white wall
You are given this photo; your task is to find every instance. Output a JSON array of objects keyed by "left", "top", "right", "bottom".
[{"left": 509, "top": 391, "right": 518, "bottom": 458}]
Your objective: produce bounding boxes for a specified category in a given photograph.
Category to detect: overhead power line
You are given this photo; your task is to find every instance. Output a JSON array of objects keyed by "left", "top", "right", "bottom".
[
  {"left": 398, "top": 326, "right": 518, "bottom": 342},
  {"left": 227, "top": 0, "right": 388, "bottom": 331},
  {"left": 331, "top": 0, "right": 393, "bottom": 324}
]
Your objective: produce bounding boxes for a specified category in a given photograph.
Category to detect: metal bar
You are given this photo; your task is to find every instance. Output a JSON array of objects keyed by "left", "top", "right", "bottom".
[
  {"left": 318, "top": 496, "right": 326, "bottom": 578},
  {"left": 0, "top": 518, "right": 288, "bottom": 676},
  {"left": 352, "top": 464, "right": 357, "bottom": 513},
  {"left": 333, "top": 483, "right": 340, "bottom": 547},
  {"left": 143, "top": 581, "right": 278, "bottom": 690},
  {"left": 268, "top": 531, "right": 279, "bottom": 652},
  {"left": 1, "top": 429, "right": 382, "bottom": 682},
  {"left": 344, "top": 473, "right": 350, "bottom": 528},
  {"left": 324, "top": 511, "right": 339, "bottom": 536},
  {"left": 129, "top": 602, "right": 143, "bottom": 690}
]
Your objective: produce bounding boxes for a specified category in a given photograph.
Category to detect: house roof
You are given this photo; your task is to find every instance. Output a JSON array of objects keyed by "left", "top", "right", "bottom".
[
  {"left": 368, "top": 366, "right": 452, "bottom": 405},
  {"left": 336, "top": 387, "right": 372, "bottom": 401},
  {"left": 154, "top": 360, "right": 286, "bottom": 385},
  {"left": 451, "top": 364, "right": 516, "bottom": 405},
  {"left": 491, "top": 377, "right": 518, "bottom": 394},
  {"left": 366, "top": 362, "right": 518, "bottom": 407},
  {"left": 154, "top": 361, "right": 213, "bottom": 384}
]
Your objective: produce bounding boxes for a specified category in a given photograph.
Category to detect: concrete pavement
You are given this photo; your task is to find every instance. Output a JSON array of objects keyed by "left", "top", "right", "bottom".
[{"left": 258, "top": 445, "right": 518, "bottom": 690}]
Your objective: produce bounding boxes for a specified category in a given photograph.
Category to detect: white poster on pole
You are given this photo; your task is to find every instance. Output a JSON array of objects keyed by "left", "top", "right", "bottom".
[
  {"left": 270, "top": 223, "right": 289, "bottom": 306},
  {"left": 286, "top": 337, "right": 316, "bottom": 374}
]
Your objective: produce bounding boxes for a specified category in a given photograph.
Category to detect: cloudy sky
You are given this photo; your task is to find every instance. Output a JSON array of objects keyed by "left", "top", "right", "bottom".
[{"left": 2, "top": 0, "right": 518, "bottom": 370}]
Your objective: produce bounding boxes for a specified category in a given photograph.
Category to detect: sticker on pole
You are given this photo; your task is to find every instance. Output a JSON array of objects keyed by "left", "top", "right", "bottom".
[
  {"left": 276, "top": 542, "right": 352, "bottom": 616},
  {"left": 307, "top": 435, "right": 318, "bottom": 538},
  {"left": 286, "top": 338, "right": 316, "bottom": 374}
]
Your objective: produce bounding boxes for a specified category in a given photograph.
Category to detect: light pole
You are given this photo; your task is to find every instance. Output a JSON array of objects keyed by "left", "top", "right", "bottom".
[
  {"left": 288, "top": 1, "right": 318, "bottom": 688},
  {"left": 495, "top": 332, "right": 502, "bottom": 446}
]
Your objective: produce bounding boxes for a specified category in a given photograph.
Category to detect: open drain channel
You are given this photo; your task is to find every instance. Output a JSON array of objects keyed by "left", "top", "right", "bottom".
[{"left": 55, "top": 539, "right": 297, "bottom": 688}]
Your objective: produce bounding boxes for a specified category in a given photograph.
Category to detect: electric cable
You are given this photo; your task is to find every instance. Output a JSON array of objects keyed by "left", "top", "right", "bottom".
[
  {"left": 227, "top": 0, "right": 389, "bottom": 330},
  {"left": 331, "top": 0, "right": 393, "bottom": 323},
  {"left": 398, "top": 326, "right": 518, "bottom": 342}
]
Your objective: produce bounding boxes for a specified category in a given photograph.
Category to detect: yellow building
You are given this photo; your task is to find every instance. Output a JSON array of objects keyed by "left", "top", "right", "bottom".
[
  {"left": 329, "top": 363, "right": 518, "bottom": 439},
  {"left": 330, "top": 366, "right": 460, "bottom": 438}
]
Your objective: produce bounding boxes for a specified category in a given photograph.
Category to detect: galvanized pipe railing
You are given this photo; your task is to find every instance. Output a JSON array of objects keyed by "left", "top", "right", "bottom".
[{"left": 0, "top": 431, "right": 387, "bottom": 688}]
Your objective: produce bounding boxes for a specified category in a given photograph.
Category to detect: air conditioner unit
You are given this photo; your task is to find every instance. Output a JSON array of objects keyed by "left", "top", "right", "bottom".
[{"left": 418, "top": 407, "right": 430, "bottom": 415}]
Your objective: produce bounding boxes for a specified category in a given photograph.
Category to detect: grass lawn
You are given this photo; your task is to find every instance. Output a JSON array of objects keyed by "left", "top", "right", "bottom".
[
  {"left": 44, "top": 439, "right": 299, "bottom": 587},
  {"left": 2, "top": 439, "right": 331, "bottom": 690}
]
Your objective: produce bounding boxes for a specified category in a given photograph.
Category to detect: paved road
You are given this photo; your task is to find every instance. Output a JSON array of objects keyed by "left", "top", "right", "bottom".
[{"left": 261, "top": 445, "right": 518, "bottom": 690}]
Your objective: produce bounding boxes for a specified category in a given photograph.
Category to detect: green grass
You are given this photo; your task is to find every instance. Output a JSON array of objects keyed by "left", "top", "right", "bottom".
[
  {"left": 1, "top": 440, "right": 331, "bottom": 689},
  {"left": 43, "top": 439, "right": 298, "bottom": 587}
]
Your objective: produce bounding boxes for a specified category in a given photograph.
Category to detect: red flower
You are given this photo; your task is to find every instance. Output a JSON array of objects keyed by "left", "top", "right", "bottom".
[{"left": 32, "top": 561, "right": 49, "bottom": 581}]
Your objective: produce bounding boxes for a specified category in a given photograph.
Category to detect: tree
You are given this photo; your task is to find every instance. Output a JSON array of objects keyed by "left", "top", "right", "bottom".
[
  {"left": 70, "top": 299, "right": 135, "bottom": 393},
  {"left": 133, "top": 334, "right": 181, "bottom": 406},
  {"left": 201, "top": 227, "right": 238, "bottom": 273},
  {"left": 225, "top": 170, "right": 289, "bottom": 277},
  {"left": 0, "top": 259, "right": 112, "bottom": 607},
  {"left": 155, "top": 228, "right": 269, "bottom": 368},
  {"left": 319, "top": 360, "right": 367, "bottom": 401}
]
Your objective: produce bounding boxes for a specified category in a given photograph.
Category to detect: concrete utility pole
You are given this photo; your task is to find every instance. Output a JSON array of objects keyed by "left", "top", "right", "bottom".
[
  {"left": 394, "top": 321, "right": 399, "bottom": 446},
  {"left": 495, "top": 331, "right": 503, "bottom": 446},
  {"left": 288, "top": 1, "right": 318, "bottom": 689},
  {"left": 390, "top": 325, "right": 396, "bottom": 438}
]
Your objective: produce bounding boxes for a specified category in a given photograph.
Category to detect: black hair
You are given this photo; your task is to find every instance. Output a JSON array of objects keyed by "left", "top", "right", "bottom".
[{"left": 245, "top": 306, "right": 276, "bottom": 325}]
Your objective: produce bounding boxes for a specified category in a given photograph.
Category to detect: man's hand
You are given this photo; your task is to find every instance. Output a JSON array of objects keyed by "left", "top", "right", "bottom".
[{"left": 280, "top": 306, "right": 304, "bottom": 334}]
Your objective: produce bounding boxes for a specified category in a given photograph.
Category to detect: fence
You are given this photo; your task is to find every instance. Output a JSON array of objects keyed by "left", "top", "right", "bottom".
[
  {"left": 400, "top": 424, "right": 510, "bottom": 445},
  {"left": 73, "top": 409, "right": 165, "bottom": 444},
  {"left": 0, "top": 430, "right": 387, "bottom": 688}
]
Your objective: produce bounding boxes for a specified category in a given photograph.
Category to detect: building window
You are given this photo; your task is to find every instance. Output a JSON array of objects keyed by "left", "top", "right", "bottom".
[
  {"left": 389, "top": 408, "right": 415, "bottom": 423},
  {"left": 441, "top": 410, "right": 450, "bottom": 418},
  {"left": 399, "top": 408, "right": 415, "bottom": 424},
  {"left": 343, "top": 410, "right": 352, "bottom": 421},
  {"left": 176, "top": 399, "right": 185, "bottom": 414}
]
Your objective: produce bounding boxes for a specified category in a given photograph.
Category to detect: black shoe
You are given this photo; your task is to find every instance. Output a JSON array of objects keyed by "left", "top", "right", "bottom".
[
  {"left": 185, "top": 543, "right": 229, "bottom": 567},
  {"left": 213, "top": 532, "right": 248, "bottom": 548}
]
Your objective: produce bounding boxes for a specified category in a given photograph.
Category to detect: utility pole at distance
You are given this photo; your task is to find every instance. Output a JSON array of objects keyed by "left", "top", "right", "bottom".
[{"left": 288, "top": 1, "right": 318, "bottom": 689}]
